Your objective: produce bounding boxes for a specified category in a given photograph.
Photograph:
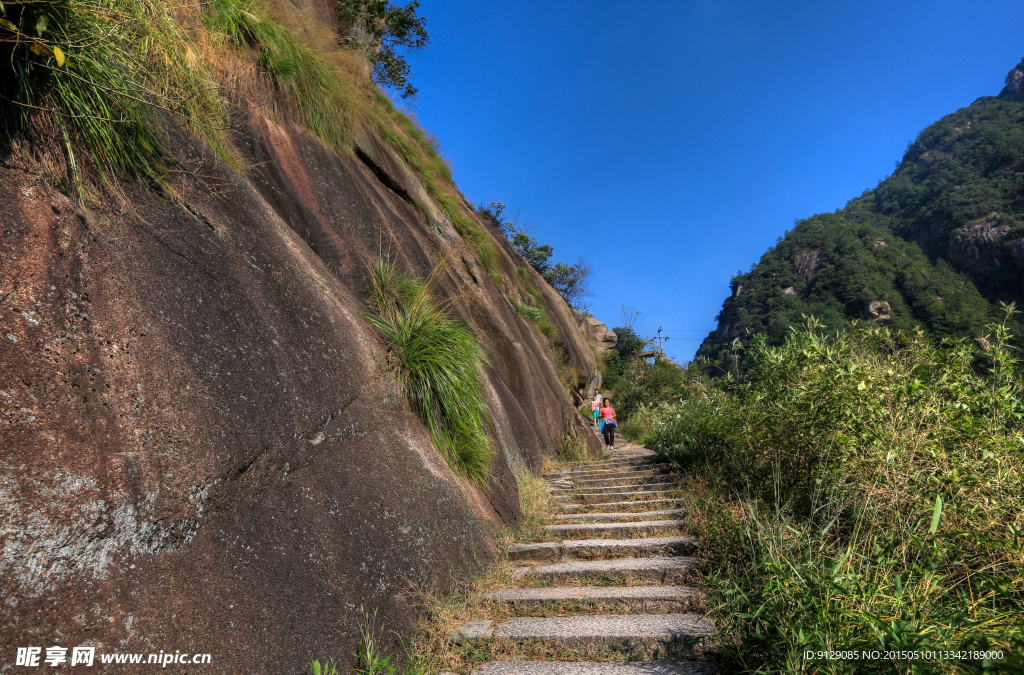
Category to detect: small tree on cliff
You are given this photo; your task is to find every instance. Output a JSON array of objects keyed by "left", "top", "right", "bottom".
[{"left": 337, "top": 0, "right": 429, "bottom": 99}]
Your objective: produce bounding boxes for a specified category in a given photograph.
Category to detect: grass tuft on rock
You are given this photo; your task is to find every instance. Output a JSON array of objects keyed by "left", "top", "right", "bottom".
[
  {"left": 0, "top": 0, "right": 232, "bottom": 190},
  {"left": 363, "top": 257, "right": 492, "bottom": 482}
]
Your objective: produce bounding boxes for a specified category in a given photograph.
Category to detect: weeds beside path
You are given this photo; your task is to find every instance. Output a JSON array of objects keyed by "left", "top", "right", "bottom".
[{"left": 641, "top": 316, "right": 1024, "bottom": 674}]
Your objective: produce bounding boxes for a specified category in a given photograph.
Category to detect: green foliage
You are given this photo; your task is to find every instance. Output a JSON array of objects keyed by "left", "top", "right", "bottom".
[
  {"left": 353, "top": 609, "right": 397, "bottom": 675},
  {"left": 515, "top": 270, "right": 557, "bottom": 340},
  {"left": 510, "top": 231, "right": 554, "bottom": 276},
  {"left": 699, "top": 78, "right": 1024, "bottom": 374},
  {"left": 205, "top": 0, "right": 360, "bottom": 153},
  {"left": 0, "top": 0, "right": 230, "bottom": 189},
  {"left": 514, "top": 302, "right": 543, "bottom": 324},
  {"left": 310, "top": 659, "right": 340, "bottom": 675},
  {"left": 544, "top": 259, "right": 593, "bottom": 311},
  {"left": 363, "top": 258, "right": 493, "bottom": 482},
  {"left": 600, "top": 326, "right": 688, "bottom": 434},
  {"left": 479, "top": 201, "right": 593, "bottom": 310},
  {"left": 552, "top": 430, "right": 590, "bottom": 462},
  {"left": 647, "top": 314, "right": 1024, "bottom": 670},
  {"left": 475, "top": 200, "right": 517, "bottom": 236},
  {"left": 337, "top": 0, "right": 428, "bottom": 99},
  {"left": 509, "top": 230, "right": 593, "bottom": 311}
]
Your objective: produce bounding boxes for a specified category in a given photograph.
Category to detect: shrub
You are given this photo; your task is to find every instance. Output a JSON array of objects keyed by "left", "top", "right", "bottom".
[
  {"left": 552, "top": 430, "right": 591, "bottom": 463},
  {"left": 337, "top": 0, "right": 428, "bottom": 99},
  {"left": 0, "top": 0, "right": 231, "bottom": 189},
  {"left": 363, "top": 258, "right": 493, "bottom": 482},
  {"left": 514, "top": 303, "right": 543, "bottom": 324},
  {"left": 646, "top": 311, "right": 1024, "bottom": 670}
]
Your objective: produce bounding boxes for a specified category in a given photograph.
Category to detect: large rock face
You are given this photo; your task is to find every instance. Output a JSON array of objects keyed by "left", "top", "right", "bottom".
[{"left": 0, "top": 111, "right": 598, "bottom": 671}]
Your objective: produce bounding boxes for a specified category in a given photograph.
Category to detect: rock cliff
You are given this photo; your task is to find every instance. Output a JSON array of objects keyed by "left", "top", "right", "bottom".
[{"left": 0, "top": 38, "right": 601, "bottom": 675}]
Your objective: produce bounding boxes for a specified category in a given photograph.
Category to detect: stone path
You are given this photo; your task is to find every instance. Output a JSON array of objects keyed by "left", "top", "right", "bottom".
[{"left": 456, "top": 443, "right": 715, "bottom": 673}]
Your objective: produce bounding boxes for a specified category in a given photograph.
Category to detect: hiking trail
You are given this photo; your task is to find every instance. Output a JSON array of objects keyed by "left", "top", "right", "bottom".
[{"left": 453, "top": 439, "right": 717, "bottom": 674}]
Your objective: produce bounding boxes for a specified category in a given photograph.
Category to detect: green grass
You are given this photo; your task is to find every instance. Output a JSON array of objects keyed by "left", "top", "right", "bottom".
[
  {"left": 0, "top": 0, "right": 231, "bottom": 190},
  {"left": 516, "top": 269, "right": 557, "bottom": 340},
  {"left": 363, "top": 257, "right": 493, "bottom": 482},
  {"left": 552, "top": 430, "right": 591, "bottom": 463},
  {"left": 646, "top": 312, "right": 1024, "bottom": 672},
  {"left": 203, "top": 0, "right": 359, "bottom": 153},
  {"left": 353, "top": 609, "right": 398, "bottom": 675},
  {"left": 310, "top": 659, "right": 340, "bottom": 675},
  {"left": 1, "top": 0, "right": 504, "bottom": 294}
]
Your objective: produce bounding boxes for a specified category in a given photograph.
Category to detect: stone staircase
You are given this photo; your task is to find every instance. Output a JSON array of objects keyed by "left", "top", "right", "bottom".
[{"left": 455, "top": 445, "right": 716, "bottom": 674}]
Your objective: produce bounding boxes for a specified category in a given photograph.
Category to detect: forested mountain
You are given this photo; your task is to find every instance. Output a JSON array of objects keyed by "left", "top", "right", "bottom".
[{"left": 698, "top": 58, "right": 1024, "bottom": 373}]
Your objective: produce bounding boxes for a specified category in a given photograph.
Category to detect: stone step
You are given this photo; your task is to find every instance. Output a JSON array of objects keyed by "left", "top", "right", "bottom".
[
  {"left": 474, "top": 661, "right": 715, "bottom": 675},
  {"left": 562, "top": 535, "right": 698, "bottom": 559},
  {"left": 545, "top": 519, "right": 685, "bottom": 538},
  {"left": 569, "top": 475, "right": 674, "bottom": 488},
  {"left": 552, "top": 508, "right": 688, "bottom": 523},
  {"left": 545, "top": 460, "right": 656, "bottom": 474},
  {"left": 481, "top": 585, "right": 704, "bottom": 614},
  {"left": 514, "top": 556, "right": 701, "bottom": 585},
  {"left": 544, "top": 471, "right": 661, "bottom": 485},
  {"left": 544, "top": 466, "right": 662, "bottom": 479},
  {"left": 559, "top": 498, "right": 683, "bottom": 513},
  {"left": 509, "top": 533, "right": 696, "bottom": 562},
  {"left": 456, "top": 614, "right": 715, "bottom": 658},
  {"left": 553, "top": 483, "right": 677, "bottom": 496},
  {"left": 569, "top": 468, "right": 664, "bottom": 479},
  {"left": 553, "top": 489, "right": 680, "bottom": 504}
]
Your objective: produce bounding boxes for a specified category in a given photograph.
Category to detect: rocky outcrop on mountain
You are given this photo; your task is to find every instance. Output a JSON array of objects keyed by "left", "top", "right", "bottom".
[
  {"left": 794, "top": 250, "right": 821, "bottom": 283},
  {"left": 0, "top": 109, "right": 599, "bottom": 672},
  {"left": 578, "top": 314, "right": 618, "bottom": 353},
  {"left": 1000, "top": 58, "right": 1024, "bottom": 100}
]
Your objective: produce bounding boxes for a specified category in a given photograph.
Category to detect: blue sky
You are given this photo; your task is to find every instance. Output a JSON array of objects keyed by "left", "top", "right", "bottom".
[{"left": 405, "top": 0, "right": 1024, "bottom": 362}]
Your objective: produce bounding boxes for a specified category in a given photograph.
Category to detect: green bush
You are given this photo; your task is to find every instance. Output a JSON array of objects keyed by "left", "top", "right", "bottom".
[
  {"left": 363, "top": 258, "right": 493, "bottom": 482},
  {"left": 337, "top": 0, "right": 429, "bottom": 99},
  {"left": 514, "top": 303, "right": 543, "bottom": 324},
  {"left": 0, "top": 0, "right": 230, "bottom": 188},
  {"left": 647, "top": 312, "right": 1024, "bottom": 671}
]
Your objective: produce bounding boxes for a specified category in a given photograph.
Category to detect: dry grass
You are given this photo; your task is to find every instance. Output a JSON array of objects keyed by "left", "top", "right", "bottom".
[{"left": 496, "top": 466, "right": 554, "bottom": 548}]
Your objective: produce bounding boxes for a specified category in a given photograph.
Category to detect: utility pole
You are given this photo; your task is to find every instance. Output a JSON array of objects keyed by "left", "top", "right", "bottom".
[{"left": 656, "top": 327, "right": 669, "bottom": 354}]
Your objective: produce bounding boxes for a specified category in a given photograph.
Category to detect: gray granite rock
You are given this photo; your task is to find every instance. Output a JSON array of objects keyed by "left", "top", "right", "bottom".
[{"left": 481, "top": 585, "right": 703, "bottom": 613}]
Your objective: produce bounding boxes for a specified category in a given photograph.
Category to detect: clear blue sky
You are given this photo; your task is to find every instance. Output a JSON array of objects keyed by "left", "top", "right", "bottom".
[{"left": 404, "top": 0, "right": 1024, "bottom": 362}]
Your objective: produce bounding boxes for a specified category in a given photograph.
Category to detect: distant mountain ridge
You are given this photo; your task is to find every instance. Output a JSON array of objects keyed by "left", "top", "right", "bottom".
[{"left": 697, "top": 57, "right": 1024, "bottom": 373}]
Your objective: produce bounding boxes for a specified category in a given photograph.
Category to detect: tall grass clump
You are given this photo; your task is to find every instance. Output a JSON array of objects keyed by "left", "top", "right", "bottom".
[
  {"left": 202, "top": 0, "right": 364, "bottom": 152},
  {"left": 0, "top": 0, "right": 231, "bottom": 189},
  {"left": 363, "top": 257, "right": 492, "bottom": 482},
  {"left": 646, "top": 310, "right": 1024, "bottom": 672}
]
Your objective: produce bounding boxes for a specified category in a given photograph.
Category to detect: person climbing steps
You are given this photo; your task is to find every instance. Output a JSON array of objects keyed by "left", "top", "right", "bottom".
[{"left": 599, "top": 397, "right": 618, "bottom": 450}]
